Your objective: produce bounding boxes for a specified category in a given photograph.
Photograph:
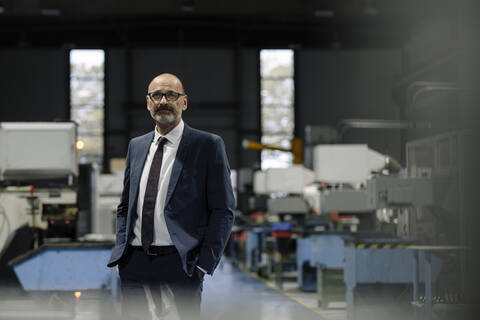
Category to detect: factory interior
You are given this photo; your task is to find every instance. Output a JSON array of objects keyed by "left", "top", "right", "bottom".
[{"left": 1, "top": 1, "right": 480, "bottom": 319}]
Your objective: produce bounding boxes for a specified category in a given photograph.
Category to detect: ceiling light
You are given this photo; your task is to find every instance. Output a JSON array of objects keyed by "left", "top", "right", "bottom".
[
  {"left": 363, "top": 0, "right": 379, "bottom": 16},
  {"left": 40, "top": 8, "right": 61, "bottom": 16},
  {"left": 314, "top": 9, "right": 334, "bottom": 18},
  {"left": 180, "top": 1, "right": 195, "bottom": 13}
]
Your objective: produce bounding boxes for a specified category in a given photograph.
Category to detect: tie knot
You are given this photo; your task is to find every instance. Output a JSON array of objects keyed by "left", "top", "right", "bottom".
[{"left": 157, "top": 136, "right": 168, "bottom": 146}]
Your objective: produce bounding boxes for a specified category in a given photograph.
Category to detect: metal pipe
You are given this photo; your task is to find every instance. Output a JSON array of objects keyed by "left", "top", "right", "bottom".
[
  {"left": 336, "top": 119, "right": 406, "bottom": 172},
  {"left": 337, "top": 119, "right": 409, "bottom": 139},
  {"left": 406, "top": 81, "right": 463, "bottom": 118}
]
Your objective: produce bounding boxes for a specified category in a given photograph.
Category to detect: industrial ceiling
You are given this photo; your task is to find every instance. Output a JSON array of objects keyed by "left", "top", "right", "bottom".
[{"left": 0, "top": 0, "right": 460, "bottom": 48}]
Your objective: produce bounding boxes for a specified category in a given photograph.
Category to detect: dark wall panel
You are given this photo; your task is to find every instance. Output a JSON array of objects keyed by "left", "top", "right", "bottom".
[
  {"left": 131, "top": 48, "right": 234, "bottom": 105},
  {"left": 106, "top": 49, "right": 128, "bottom": 132},
  {"left": 0, "top": 50, "right": 67, "bottom": 121},
  {"left": 238, "top": 49, "right": 260, "bottom": 167},
  {"left": 297, "top": 49, "right": 403, "bottom": 161},
  {"left": 105, "top": 49, "right": 128, "bottom": 159}
]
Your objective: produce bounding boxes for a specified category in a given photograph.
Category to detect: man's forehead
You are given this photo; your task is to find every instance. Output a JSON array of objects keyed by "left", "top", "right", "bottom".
[{"left": 148, "top": 75, "right": 183, "bottom": 92}]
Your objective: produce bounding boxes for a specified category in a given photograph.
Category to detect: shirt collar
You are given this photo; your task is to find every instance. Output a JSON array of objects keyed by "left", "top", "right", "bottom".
[{"left": 153, "top": 119, "right": 184, "bottom": 145}]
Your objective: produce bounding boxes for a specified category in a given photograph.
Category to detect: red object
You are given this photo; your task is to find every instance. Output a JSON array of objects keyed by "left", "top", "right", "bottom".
[
  {"left": 250, "top": 212, "right": 265, "bottom": 219},
  {"left": 65, "top": 220, "right": 71, "bottom": 225},
  {"left": 29, "top": 185, "right": 34, "bottom": 197},
  {"left": 329, "top": 212, "right": 340, "bottom": 222},
  {"left": 272, "top": 231, "right": 292, "bottom": 238},
  {"left": 232, "top": 232, "right": 246, "bottom": 240}
]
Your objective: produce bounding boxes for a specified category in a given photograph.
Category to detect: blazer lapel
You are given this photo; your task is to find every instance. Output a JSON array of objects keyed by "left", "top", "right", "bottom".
[
  {"left": 131, "top": 131, "right": 155, "bottom": 201},
  {"left": 165, "top": 124, "right": 192, "bottom": 206}
]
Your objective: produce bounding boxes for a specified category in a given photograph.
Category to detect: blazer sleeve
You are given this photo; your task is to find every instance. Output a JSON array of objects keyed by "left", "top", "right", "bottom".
[
  {"left": 114, "top": 141, "right": 131, "bottom": 247},
  {"left": 197, "top": 136, "right": 235, "bottom": 275}
]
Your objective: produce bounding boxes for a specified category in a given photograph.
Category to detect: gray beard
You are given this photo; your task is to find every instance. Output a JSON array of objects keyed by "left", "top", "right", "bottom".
[{"left": 151, "top": 112, "right": 179, "bottom": 126}]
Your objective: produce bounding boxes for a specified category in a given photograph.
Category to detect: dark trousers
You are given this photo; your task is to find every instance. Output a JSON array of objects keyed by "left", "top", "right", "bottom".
[{"left": 119, "top": 246, "right": 203, "bottom": 320}]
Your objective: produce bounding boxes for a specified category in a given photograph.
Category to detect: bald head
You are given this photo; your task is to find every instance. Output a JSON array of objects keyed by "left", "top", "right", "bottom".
[
  {"left": 146, "top": 72, "right": 188, "bottom": 134},
  {"left": 148, "top": 73, "right": 185, "bottom": 94}
]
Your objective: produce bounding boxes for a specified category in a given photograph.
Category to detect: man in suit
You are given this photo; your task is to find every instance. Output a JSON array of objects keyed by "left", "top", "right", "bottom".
[{"left": 107, "top": 73, "right": 235, "bottom": 320}]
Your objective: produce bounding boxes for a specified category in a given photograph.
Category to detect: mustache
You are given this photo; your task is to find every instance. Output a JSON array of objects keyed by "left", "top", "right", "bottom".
[{"left": 155, "top": 106, "right": 175, "bottom": 113}]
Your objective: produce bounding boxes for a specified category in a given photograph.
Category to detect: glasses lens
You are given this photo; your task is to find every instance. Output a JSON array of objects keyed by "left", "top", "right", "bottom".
[
  {"left": 149, "top": 91, "right": 182, "bottom": 102},
  {"left": 151, "top": 92, "right": 162, "bottom": 101},
  {"left": 166, "top": 91, "right": 179, "bottom": 101}
]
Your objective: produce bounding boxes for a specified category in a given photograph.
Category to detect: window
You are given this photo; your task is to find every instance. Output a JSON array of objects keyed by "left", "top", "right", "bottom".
[
  {"left": 70, "top": 49, "right": 105, "bottom": 167},
  {"left": 260, "top": 49, "right": 295, "bottom": 170}
]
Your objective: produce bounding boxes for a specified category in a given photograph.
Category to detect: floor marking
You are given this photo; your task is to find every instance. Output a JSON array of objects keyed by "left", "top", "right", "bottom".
[{"left": 236, "top": 265, "right": 338, "bottom": 320}]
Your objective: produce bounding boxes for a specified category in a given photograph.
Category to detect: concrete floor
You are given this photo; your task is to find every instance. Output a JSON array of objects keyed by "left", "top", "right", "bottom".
[
  {"left": 0, "top": 259, "right": 345, "bottom": 320},
  {"left": 202, "top": 260, "right": 339, "bottom": 320}
]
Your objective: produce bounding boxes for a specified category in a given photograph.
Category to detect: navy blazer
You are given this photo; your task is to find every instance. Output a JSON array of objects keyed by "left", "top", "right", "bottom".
[{"left": 107, "top": 123, "right": 235, "bottom": 276}]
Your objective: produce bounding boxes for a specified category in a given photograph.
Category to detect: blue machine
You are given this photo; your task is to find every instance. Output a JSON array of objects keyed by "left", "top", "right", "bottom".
[
  {"left": 297, "top": 234, "right": 350, "bottom": 291},
  {"left": 297, "top": 233, "right": 446, "bottom": 319},
  {"left": 271, "top": 222, "right": 292, "bottom": 232},
  {"left": 245, "top": 227, "right": 269, "bottom": 272},
  {"left": 9, "top": 243, "right": 114, "bottom": 291},
  {"left": 344, "top": 246, "right": 443, "bottom": 320}
]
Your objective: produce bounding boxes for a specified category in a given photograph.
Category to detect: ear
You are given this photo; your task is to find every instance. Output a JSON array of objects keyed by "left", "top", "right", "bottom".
[
  {"left": 146, "top": 95, "right": 151, "bottom": 110},
  {"left": 183, "top": 95, "right": 188, "bottom": 111}
]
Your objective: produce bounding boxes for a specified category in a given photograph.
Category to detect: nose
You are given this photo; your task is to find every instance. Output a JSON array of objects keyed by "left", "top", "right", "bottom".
[{"left": 159, "top": 94, "right": 168, "bottom": 104}]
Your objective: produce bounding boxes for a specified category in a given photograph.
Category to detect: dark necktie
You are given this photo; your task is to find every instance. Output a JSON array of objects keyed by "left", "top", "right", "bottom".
[{"left": 142, "top": 136, "right": 168, "bottom": 252}]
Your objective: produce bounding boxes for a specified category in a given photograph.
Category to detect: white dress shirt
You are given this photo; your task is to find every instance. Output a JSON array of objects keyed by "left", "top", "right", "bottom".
[{"left": 131, "top": 120, "right": 184, "bottom": 246}]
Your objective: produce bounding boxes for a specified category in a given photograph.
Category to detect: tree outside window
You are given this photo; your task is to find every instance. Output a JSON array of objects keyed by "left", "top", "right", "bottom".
[
  {"left": 70, "top": 49, "right": 105, "bottom": 168},
  {"left": 260, "top": 49, "right": 294, "bottom": 169}
]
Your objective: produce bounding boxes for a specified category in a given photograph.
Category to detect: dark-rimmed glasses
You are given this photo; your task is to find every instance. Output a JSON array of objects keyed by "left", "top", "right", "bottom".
[{"left": 147, "top": 90, "right": 185, "bottom": 102}]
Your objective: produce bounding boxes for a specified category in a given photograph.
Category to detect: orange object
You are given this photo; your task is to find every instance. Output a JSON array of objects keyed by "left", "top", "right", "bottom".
[
  {"left": 243, "top": 138, "right": 303, "bottom": 164},
  {"left": 291, "top": 138, "right": 303, "bottom": 164},
  {"left": 329, "top": 212, "right": 340, "bottom": 222},
  {"left": 250, "top": 212, "right": 265, "bottom": 218},
  {"left": 233, "top": 232, "right": 246, "bottom": 240}
]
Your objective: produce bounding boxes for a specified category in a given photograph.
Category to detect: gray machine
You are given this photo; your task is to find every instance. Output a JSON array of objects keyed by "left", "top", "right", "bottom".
[
  {"left": 0, "top": 122, "right": 79, "bottom": 253},
  {"left": 0, "top": 122, "right": 118, "bottom": 299},
  {"left": 298, "top": 131, "right": 468, "bottom": 319}
]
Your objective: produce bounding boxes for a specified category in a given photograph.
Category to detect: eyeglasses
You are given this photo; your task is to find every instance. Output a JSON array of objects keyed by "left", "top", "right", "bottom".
[{"left": 147, "top": 90, "right": 185, "bottom": 102}]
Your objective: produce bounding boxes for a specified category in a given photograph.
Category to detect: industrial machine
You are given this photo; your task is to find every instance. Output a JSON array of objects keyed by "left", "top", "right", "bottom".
[
  {"left": 297, "top": 132, "right": 467, "bottom": 320},
  {"left": 0, "top": 122, "right": 79, "bottom": 252},
  {"left": 242, "top": 126, "right": 466, "bottom": 318},
  {"left": 0, "top": 122, "right": 114, "bottom": 293},
  {"left": 232, "top": 119, "right": 468, "bottom": 319},
  {"left": 93, "top": 170, "right": 124, "bottom": 238}
]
